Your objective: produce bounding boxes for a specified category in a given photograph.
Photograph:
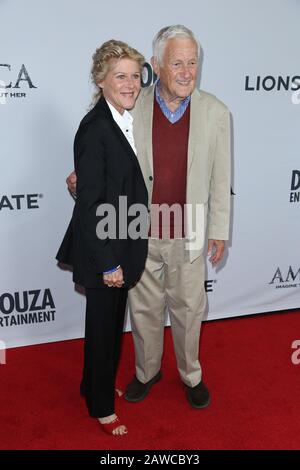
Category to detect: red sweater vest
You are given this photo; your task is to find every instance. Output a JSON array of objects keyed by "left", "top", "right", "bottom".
[{"left": 151, "top": 98, "right": 190, "bottom": 238}]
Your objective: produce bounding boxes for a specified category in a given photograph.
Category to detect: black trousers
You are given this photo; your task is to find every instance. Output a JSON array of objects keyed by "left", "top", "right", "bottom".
[{"left": 80, "top": 287, "right": 128, "bottom": 418}]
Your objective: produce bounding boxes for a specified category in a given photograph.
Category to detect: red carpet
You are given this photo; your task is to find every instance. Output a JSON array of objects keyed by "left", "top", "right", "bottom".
[{"left": 1, "top": 310, "right": 300, "bottom": 450}]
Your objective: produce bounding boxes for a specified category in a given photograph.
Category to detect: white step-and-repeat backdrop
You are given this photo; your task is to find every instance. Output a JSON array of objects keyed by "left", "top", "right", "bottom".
[{"left": 1, "top": 0, "right": 299, "bottom": 348}]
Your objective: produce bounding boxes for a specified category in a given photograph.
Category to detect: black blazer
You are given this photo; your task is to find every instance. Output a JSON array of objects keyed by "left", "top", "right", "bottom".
[{"left": 56, "top": 97, "right": 148, "bottom": 289}]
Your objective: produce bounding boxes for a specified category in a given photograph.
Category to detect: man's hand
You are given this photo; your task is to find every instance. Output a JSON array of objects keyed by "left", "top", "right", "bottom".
[
  {"left": 207, "top": 239, "right": 225, "bottom": 265},
  {"left": 66, "top": 170, "right": 77, "bottom": 195},
  {"left": 103, "top": 267, "right": 124, "bottom": 288}
]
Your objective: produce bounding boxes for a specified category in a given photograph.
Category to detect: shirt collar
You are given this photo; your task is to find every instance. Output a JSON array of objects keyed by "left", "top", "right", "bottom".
[{"left": 106, "top": 99, "right": 133, "bottom": 129}]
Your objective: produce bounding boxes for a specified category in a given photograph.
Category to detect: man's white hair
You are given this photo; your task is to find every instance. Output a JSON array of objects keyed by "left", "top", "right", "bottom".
[{"left": 152, "top": 25, "right": 200, "bottom": 65}]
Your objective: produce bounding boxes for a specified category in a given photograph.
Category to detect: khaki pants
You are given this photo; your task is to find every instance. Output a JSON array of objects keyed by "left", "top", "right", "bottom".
[{"left": 128, "top": 238, "right": 206, "bottom": 387}]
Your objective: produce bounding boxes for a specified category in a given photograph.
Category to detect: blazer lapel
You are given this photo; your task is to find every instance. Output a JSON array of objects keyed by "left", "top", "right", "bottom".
[
  {"left": 187, "top": 89, "right": 207, "bottom": 173},
  {"left": 97, "top": 97, "right": 142, "bottom": 171}
]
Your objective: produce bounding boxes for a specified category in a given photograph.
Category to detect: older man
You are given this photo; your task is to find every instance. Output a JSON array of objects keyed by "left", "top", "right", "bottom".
[{"left": 67, "top": 25, "right": 231, "bottom": 409}]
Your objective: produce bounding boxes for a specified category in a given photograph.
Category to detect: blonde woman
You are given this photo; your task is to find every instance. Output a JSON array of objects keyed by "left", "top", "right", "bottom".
[{"left": 57, "top": 40, "right": 148, "bottom": 436}]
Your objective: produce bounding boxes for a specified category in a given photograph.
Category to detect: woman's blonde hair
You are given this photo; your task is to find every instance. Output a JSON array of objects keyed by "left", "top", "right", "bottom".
[{"left": 91, "top": 39, "right": 145, "bottom": 106}]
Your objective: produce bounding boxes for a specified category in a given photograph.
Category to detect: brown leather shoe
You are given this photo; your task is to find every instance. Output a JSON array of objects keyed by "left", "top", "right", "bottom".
[
  {"left": 124, "top": 371, "right": 162, "bottom": 402},
  {"left": 186, "top": 381, "right": 210, "bottom": 409}
]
